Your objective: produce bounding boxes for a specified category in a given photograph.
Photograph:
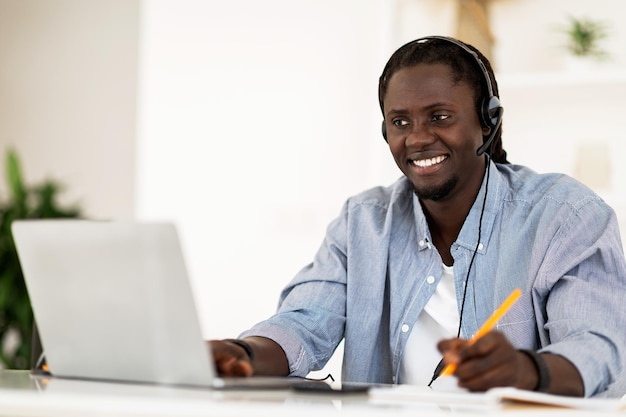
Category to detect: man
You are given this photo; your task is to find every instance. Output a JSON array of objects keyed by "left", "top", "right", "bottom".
[{"left": 209, "top": 36, "right": 626, "bottom": 398}]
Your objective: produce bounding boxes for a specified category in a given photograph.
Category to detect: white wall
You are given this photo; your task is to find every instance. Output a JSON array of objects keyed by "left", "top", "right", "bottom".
[
  {"left": 136, "top": 0, "right": 393, "bottom": 343},
  {"left": 0, "top": 0, "right": 139, "bottom": 218}
]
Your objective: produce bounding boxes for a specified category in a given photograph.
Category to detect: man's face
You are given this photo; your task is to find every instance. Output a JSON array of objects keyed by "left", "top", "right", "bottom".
[{"left": 382, "top": 63, "right": 487, "bottom": 202}]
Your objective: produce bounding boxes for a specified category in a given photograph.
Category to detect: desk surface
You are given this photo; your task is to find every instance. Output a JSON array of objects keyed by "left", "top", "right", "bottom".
[{"left": 0, "top": 370, "right": 623, "bottom": 417}]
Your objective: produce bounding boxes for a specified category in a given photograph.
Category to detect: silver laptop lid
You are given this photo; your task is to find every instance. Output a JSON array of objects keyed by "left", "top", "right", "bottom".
[{"left": 12, "top": 219, "right": 215, "bottom": 387}]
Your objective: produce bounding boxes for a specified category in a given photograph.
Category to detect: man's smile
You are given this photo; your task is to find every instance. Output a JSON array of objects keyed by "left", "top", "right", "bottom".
[{"left": 410, "top": 155, "right": 448, "bottom": 168}]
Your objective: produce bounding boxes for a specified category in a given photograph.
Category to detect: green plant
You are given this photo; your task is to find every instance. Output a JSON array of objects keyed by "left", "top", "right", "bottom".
[
  {"left": 0, "top": 149, "right": 80, "bottom": 369},
  {"left": 562, "top": 15, "right": 610, "bottom": 58}
]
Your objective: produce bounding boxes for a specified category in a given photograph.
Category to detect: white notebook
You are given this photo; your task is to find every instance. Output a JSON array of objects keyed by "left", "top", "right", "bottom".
[{"left": 369, "top": 385, "right": 626, "bottom": 412}]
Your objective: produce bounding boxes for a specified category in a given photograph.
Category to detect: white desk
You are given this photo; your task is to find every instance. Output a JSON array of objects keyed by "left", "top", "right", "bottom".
[{"left": 0, "top": 370, "right": 622, "bottom": 417}]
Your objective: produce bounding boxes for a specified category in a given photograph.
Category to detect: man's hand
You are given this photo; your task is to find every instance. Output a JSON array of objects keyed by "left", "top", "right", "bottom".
[
  {"left": 437, "top": 331, "right": 531, "bottom": 391},
  {"left": 207, "top": 336, "right": 290, "bottom": 377},
  {"left": 437, "top": 330, "right": 584, "bottom": 396},
  {"left": 208, "top": 340, "right": 254, "bottom": 377}
]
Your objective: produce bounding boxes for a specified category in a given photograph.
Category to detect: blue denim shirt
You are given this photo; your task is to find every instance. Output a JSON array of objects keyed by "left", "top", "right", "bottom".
[{"left": 241, "top": 162, "right": 626, "bottom": 397}]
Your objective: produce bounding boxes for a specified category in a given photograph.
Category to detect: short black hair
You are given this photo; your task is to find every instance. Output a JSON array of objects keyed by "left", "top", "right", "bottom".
[{"left": 378, "top": 37, "right": 508, "bottom": 164}]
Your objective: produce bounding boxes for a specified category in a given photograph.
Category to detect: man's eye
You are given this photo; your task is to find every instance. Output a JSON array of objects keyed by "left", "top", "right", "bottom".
[
  {"left": 432, "top": 114, "right": 450, "bottom": 122},
  {"left": 392, "top": 119, "right": 409, "bottom": 127}
]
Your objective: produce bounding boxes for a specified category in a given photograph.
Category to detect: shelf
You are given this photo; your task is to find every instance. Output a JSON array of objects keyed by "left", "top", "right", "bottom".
[{"left": 496, "top": 70, "right": 626, "bottom": 87}]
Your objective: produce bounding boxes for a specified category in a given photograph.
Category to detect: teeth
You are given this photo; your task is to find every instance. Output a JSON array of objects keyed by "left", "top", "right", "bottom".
[{"left": 412, "top": 155, "right": 447, "bottom": 167}]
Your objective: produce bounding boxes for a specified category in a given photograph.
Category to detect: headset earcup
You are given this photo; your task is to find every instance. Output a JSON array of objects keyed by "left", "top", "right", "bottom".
[
  {"left": 381, "top": 120, "right": 388, "bottom": 142},
  {"left": 482, "top": 95, "right": 502, "bottom": 128}
]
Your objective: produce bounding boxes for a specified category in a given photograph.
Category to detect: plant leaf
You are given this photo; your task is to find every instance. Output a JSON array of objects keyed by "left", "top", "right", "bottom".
[{"left": 5, "top": 150, "right": 26, "bottom": 215}]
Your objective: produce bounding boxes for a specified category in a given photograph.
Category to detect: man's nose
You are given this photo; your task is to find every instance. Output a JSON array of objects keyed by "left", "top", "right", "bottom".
[{"left": 405, "top": 121, "right": 436, "bottom": 149}]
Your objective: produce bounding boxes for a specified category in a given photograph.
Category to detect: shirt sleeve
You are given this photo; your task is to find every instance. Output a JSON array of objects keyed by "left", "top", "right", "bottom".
[
  {"left": 537, "top": 197, "right": 626, "bottom": 397},
  {"left": 239, "top": 201, "right": 350, "bottom": 376}
]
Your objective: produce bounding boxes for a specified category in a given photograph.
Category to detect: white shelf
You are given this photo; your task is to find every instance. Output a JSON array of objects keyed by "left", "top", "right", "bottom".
[{"left": 497, "top": 70, "right": 626, "bottom": 87}]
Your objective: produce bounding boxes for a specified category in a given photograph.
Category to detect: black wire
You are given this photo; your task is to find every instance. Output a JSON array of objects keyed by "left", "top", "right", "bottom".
[
  {"left": 300, "top": 373, "right": 335, "bottom": 382},
  {"left": 427, "top": 152, "right": 492, "bottom": 387}
]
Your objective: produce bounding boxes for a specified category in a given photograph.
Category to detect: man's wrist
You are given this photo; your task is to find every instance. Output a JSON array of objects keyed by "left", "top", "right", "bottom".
[
  {"left": 224, "top": 339, "right": 255, "bottom": 361},
  {"left": 519, "top": 349, "right": 551, "bottom": 392}
]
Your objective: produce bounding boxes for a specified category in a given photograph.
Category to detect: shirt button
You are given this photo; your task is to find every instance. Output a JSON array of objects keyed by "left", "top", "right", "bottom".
[
  {"left": 401, "top": 324, "right": 410, "bottom": 333},
  {"left": 426, "top": 275, "right": 435, "bottom": 284},
  {"left": 478, "top": 243, "right": 484, "bottom": 250},
  {"left": 419, "top": 240, "right": 425, "bottom": 247}
]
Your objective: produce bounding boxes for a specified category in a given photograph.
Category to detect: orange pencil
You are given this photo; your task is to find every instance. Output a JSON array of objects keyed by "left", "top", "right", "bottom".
[{"left": 440, "top": 288, "right": 522, "bottom": 377}]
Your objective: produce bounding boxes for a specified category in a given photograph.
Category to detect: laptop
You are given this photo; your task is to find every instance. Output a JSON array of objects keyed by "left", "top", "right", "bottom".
[{"left": 11, "top": 219, "right": 312, "bottom": 390}]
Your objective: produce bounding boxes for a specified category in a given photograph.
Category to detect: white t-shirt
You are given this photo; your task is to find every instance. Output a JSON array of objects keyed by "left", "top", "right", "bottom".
[{"left": 399, "top": 264, "right": 459, "bottom": 386}]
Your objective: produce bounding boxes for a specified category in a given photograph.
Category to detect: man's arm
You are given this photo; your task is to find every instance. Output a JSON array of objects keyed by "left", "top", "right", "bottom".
[
  {"left": 208, "top": 336, "right": 290, "bottom": 377},
  {"left": 438, "top": 331, "right": 584, "bottom": 396}
]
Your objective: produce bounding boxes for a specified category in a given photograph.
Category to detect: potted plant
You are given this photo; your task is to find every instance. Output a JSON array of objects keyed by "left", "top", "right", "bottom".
[
  {"left": 0, "top": 148, "right": 81, "bottom": 369},
  {"left": 561, "top": 15, "right": 610, "bottom": 70}
]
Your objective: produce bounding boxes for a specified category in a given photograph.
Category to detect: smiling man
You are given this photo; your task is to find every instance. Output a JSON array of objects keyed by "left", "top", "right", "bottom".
[{"left": 209, "top": 36, "right": 626, "bottom": 398}]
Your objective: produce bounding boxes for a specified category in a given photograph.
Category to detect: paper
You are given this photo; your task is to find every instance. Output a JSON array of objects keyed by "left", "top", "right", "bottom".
[
  {"left": 368, "top": 385, "right": 499, "bottom": 409},
  {"left": 368, "top": 385, "right": 626, "bottom": 412},
  {"left": 488, "top": 387, "right": 626, "bottom": 412}
]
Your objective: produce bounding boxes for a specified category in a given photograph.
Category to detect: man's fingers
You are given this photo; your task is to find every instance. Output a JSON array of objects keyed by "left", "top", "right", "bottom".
[
  {"left": 209, "top": 340, "right": 254, "bottom": 377},
  {"left": 214, "top": 354, "right": 253, "bottom": 376},
  {"left": 437, "top": 338, "right": 467, "bottom": 353},
  {"left": 451, "top": 332, "right": 520, "bottom": 391}
]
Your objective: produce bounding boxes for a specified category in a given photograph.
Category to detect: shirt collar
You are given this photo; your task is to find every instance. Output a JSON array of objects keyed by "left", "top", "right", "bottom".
[{"left": 411, "top": 160, "right": 504, "bottom": 254}]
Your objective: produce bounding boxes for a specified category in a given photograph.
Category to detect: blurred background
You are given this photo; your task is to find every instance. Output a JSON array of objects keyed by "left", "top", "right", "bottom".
[{"left": 1, "top": 0, "right": 625, "bottom": 374}]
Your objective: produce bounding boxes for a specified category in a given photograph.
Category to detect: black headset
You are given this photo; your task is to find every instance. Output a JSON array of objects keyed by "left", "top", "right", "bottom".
[{"left": 381, "top": 36, "right": 503, "bottom": 156}]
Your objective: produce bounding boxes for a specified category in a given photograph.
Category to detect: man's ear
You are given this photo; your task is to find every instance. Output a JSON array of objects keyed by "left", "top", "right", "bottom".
[{"left": 482, "top": 127, "right": 491, "bottom": 137}]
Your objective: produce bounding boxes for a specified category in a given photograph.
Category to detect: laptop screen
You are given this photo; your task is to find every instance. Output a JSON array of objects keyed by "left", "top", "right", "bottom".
[{"left": 12, "top": 220, "right": 216, "bottom": 387}]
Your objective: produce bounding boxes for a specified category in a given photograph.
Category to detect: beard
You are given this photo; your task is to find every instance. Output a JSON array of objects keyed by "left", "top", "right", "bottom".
[{"left": 413, "top": 176, "right": 458, "bottom": 201}]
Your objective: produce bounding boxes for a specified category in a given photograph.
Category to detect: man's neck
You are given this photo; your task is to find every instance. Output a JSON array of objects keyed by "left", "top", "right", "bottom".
[{"left": 421, "top": 184, "right": 483, "bottom": 265}]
